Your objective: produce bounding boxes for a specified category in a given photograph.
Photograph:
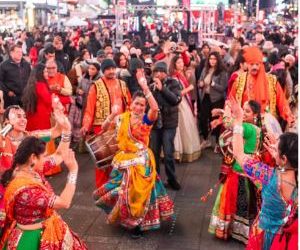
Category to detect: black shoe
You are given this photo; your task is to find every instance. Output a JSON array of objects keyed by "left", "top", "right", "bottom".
[
  {"left": 168, "top": 179, "right": 181, "bottom": 190},
  {"left": 130, "top": 226, "right": 143, "bottom": 239}
]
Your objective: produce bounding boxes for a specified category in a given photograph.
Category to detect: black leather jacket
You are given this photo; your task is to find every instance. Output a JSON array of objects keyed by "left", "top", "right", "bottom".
[{"left": 151, "top": 77, "right": 182, "bottom": 129}]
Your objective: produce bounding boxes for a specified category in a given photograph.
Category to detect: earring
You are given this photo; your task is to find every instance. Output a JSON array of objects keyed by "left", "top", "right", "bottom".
[
  {"left": 278, "top": 165, "right": 286, "bottom": 173},
  {"left": 253, "top": 117, "right": 257, "bottom": 124},
  {"left": 30, "top": 163, "right": 35, "bottom": 173}
]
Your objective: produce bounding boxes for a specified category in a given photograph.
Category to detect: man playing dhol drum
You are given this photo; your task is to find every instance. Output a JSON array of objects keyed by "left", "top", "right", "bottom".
[{"left": 80, "top": 59, "right": 131, "bottom": 188}]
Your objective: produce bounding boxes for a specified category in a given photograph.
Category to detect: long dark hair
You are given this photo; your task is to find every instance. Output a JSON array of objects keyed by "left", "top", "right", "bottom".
[
  {"left": 278, "top": 132, "right": 298, "bottom": 187},
  {"left": 114, "top": 52, "right": 127, "bottom": 68},
  {"left": 169, "top": 55, "right": 183, "bottom": 76},
  {"left": 247, "top": 100, "right": 262, "bottom": 127},
  {"left": 3, "top": 105, "right": 23, "bottom": 124},
  {"left": 1, "top": 137, "right": 46, "bottom": 187},
  {"left": 22, "top": 64, "right": 48, "bottom": 114},
  {"left": 85, "top": 62, "right": 101, "bottom": 81},
  {"left": 205, "top": 51, "right": 225, "bottom": 76},
  {"left": 230, "top": 50, "right": 245, "bottom": 76},
  {"left": 132, "top": 90, "right": 145, "bottom": 101},
  {"left": 74, "top": 49, "right": 90, "bottom": 64}
]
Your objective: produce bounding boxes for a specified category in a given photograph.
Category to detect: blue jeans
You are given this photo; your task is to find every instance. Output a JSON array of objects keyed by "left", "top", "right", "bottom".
[{"left": 150, "top": 128, "right": 177, "bottom": 182}]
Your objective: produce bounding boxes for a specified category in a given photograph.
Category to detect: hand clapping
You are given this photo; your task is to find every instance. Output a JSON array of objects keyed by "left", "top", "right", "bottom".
[
  {"left": 228, "top": 96, "right": 243, "bottom": 122},
  {"left": 53, "top": 109, "right": 71, "bottom": 132},
  {"left": 52, "top": 94, "right": 64, "bottom": 113}
]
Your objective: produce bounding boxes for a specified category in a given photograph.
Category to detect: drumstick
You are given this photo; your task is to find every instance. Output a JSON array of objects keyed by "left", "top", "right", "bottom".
[{"left": 106, "top": 135, "right": 114, "bottom": 144}]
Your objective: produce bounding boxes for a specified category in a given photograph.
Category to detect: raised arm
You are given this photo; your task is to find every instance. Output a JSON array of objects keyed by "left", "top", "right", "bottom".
[
  {"left": 136, "top": 69, "right": 159, "bottom": 121},
  {"left": 53, "top": 149, "right": 78, "bottom": 209},
  {"left": 230, "top": 98, "right": 272, "bottom": 186}
]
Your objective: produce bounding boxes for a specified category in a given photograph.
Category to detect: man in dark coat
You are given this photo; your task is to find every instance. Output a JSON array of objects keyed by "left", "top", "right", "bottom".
[{"left": 0, "top": 44, "right": 31, "bottom": 108}]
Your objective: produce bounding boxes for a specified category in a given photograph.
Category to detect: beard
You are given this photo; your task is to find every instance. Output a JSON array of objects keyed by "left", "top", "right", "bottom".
[{"left": 250, "top": 69, "right": 258, "bottom": 76}]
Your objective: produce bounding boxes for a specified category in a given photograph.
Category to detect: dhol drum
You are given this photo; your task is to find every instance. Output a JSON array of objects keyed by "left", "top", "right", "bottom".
[
  {"left": 218, "top": 129, "right": 234, "bottom": 164},
  {"left": 85, "top": 129, "right": 119, "bottom": 169}
]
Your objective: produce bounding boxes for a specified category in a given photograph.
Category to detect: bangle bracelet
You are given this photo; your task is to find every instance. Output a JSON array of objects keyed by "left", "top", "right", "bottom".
[
  {"left": 145, "top": 92, "right": 152, "bottom": 99},
  {"left": 62, "top": 132, "right": 72, "bottom": 137},
  {"left": 48, "top": 156, "right": 56, "bottom": 168},
  {"left": 223, "top": 117, "right": 233, "bottom": 127},
  {"left": 233, "top": 125, "right": 244, "bottom": 135},
  {"left": 61, "top": 133, "right": 72, "bottom": 142},
  {"left": 67, "top": 171, "right": 78, "bottom": 185},
  {"left": 140, "top": 78, "right": 147, "bottom": 84},
  {"left": 106, "top": 116, "right": 112, "bottom": 123}
]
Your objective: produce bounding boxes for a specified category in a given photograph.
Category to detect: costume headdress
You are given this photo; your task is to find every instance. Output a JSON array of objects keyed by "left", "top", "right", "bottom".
[{"left": 243, "top": 47, "right": 270, "bottom": 111}]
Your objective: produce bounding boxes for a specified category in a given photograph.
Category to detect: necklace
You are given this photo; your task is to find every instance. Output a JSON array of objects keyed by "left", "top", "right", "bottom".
[
  {"left": 131, "top": 112, "right": 143, "bottom": 119},
  {"left": 130, "top": 113, "right": 142, "bottom": 127},
  {"left": 8, "top": 133, "right": 25, "bottom": 142},
  {"left": 278, "top": 166, "right": 296, "bottom": 173},
  {"left": 16, "top": 169, "right": 42, "bottom": 182}
]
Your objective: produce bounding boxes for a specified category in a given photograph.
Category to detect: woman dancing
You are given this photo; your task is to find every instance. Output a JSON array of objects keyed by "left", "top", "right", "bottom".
[
  {"left": 230, "top": 98, "right": 298, "bottom": 250},
  {"left": 209, "top": 100, "right": 262, "bottom": 243},
  {"left": 93, "top": 69, "right": 174, "bottom": 238},
  {"left": 0, "top": 136, "right": 87, "bottom": 249}
]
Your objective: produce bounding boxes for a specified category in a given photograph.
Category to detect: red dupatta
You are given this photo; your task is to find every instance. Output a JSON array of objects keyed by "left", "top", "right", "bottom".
[{"left": 172, "top": 71, "right": 194, "bottom": 112}]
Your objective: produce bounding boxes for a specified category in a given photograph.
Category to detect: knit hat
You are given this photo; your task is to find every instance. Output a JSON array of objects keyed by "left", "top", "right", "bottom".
[
  {"left": 96, "top": 49, "right": 105, "bottom": 58},
  {"left": 101, "top": 59, "right": 116, "bottom": 72},
  {"left": 153, "top": 61, "right": 168, "bottom": 73},
  {"left": 129, "top": 58, "right": 144, "bottom": 73},
  {"left": 123, "top": 39, "right": 131, "bottom": 44}
]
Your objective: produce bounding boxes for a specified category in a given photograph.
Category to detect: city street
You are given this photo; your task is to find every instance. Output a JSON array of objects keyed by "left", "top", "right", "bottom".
[
  {"left": 0, "top": 0, "right": 297, "bottom": 249},
  {"left": 49, "top": 149, "right": 244, "bottom": 250}
]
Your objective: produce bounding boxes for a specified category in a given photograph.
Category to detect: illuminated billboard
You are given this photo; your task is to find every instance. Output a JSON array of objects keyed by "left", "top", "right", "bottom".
[
  {"left": 129, "top": 0, "right": 182, "bottom": 5},
  {"left": 129, "top": 0, "right": 155, "bottom": 4},
  {"left": 190, "top": 0, "right": 228, "bottom": 7}
]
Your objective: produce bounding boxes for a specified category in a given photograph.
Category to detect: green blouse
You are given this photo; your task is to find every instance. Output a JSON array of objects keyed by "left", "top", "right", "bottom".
[{"left": 233, "top": 122, "right": 261, "bottom": 173}]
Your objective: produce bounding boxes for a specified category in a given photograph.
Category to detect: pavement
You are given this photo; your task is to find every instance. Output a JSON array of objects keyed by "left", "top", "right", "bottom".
[{"left": 48, "top": 148, "right": 245, "bottom": 250}]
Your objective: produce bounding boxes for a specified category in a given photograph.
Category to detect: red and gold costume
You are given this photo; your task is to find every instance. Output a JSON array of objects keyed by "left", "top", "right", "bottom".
[
  {"left": 82, "top": 77, "right": 131, "bottom": 188},
  {"left": 0, "top": 167, "right": 87, "bottom": 249},
  {"left": 0, "top": 130, "right": 54, "bottom": 233},
  {"left": 229, "top": 47, "right": 292, "bottom": 122}
]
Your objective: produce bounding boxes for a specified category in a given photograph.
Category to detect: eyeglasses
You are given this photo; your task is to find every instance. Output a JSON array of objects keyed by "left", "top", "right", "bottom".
[{"left": 46, "top": 67, "right": 57, "bottom": 70}]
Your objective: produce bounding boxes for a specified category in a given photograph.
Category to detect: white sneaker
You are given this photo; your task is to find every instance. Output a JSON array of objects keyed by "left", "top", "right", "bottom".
[{"left": 200, "top": 140, "right": 212, "bottom": 149}]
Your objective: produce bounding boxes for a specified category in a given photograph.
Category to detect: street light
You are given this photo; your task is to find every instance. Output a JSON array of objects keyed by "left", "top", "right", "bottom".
[
  {"left": 57, "top": 0, "right": 61, "bottom": 31},
  {"left": 20, "top": 0, "right": 24, "bottom": 23},
  {"left": 256, "top": 0, "right": 260, "bottom": 21},
  {"left": 25, "top": 1, "right": 35, "bottom": 29}
]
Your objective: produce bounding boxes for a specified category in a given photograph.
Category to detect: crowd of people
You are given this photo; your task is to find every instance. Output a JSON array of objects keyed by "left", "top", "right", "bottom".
[{"left": 0, "top": 20, "right": 297, "bottom": 249}]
